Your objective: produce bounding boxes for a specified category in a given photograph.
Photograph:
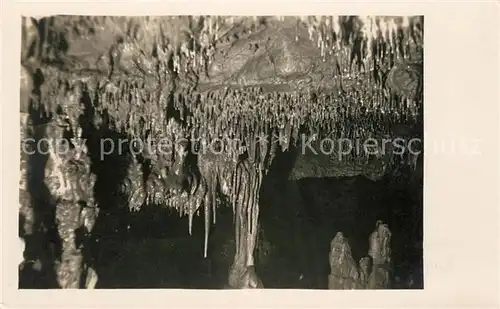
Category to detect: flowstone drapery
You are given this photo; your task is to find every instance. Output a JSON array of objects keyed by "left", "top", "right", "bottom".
[{"left": 19, "top": 16, "right": 423, "bottom": 288}]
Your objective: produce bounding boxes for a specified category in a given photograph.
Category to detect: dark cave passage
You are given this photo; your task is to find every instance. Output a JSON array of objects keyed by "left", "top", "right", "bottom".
[
  {"left": 84, "top": 160, "right": 422, "bottom": 289},
  {"left": 257, "top": 168, "right": 423, "bottom": 289}
]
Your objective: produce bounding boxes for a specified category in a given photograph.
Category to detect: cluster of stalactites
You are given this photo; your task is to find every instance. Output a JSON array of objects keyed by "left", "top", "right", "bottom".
[
  {"left": 29, "top": 72, "right": 83, "bottom": 136},
  {"left": 133, "top": 148, "right": 265, "bottom": 259},
  {"left": 33, "top": 74, "right": 171, "bottom": 148},
  {"left": 298, "top": 16, "right": 423, "bottom": 65},
  {"left": 186, "top": 88, "right": 418, "bottom": 163},
  {"left": 141, "top": 16, "right": 231, "bottom": 78},
  {"left": 31, "top": 15, "right": 423, "bottom": 160},
  {"left": 97, "top": 79, "right": 167, "bottom": 139},
  {"left": 35, "top": 70, "right": 420, "bottom": 180},
  {"left": 196, "top": 152, "right": 263, "bottom": 260},
  {"left": 89, "top": 79, "right": 419, "bottom": 169},
  {"left": 178, "top": 16, "right": 423, "bottom": 79},
  {"left": 149, "top": 16, "right": 423, "bottom": 82},
  {"left": 170, "top": 16, "right": 221, "bottom": 75},
  {"left": 25, "top": 16, "right": 423, "bottom": 95}
]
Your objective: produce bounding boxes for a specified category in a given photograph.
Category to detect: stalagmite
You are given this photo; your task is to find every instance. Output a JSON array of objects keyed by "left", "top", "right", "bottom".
[
  {"left": 358, "top": 257, "right": 372, "bottom": 288},
  {"left": 367, "top": 221, "right": 392, "bottom": 289},
  {"left": 328, "top": 232, "right": 359, "bottom": 289}
]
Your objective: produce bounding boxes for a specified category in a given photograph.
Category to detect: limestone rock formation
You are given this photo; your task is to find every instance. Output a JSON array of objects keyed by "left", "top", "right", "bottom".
[
  {"left": 367, "top": 220, "right": 392, "bottom": 289},
  {"left": 19, "top": 16, "right": 422, "bottom": 288},
  {"left": 328, "top": 232, "right": 360, "bottom": 289},
  {"left": 328, "top": 221, "right": 392, "bottom": 289}
]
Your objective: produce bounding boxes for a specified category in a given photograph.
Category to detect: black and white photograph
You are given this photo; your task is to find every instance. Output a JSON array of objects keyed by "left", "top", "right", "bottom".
[{"left": 17, "top": 15, "right": 425, "bottom": 290}]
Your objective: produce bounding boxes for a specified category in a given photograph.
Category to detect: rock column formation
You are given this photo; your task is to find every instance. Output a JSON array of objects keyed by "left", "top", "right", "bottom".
[{"left": 328, "top": 221, "right": 392, "bottom": 289}]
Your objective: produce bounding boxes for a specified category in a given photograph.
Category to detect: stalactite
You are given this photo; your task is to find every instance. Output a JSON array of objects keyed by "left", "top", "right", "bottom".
[
  {"left": 236, "top": 160, "right": 250, "bottom": 257},
  {"left": 248, "top": 133, "right": 256, "bottom": 163},
  {"left": 246, "top": 166, "right": 254, "bottom": 240},
  {"left": 211, "top": 173, "right": 217, "bottom": 225},
  {"left": 253, "top": 170, "right": 260, "bottom": 238},
  {"left": 203, "top": 176, "right": 211, "bottom": 258},
  {"left": 250, "top": 167, "right": 258, "bottom": 236},
  {"left": 234, "top": 189, "right": 241, "bottom": 257},
  {"left": 232, "top": 162, "right": 240, "bottom": 223}
]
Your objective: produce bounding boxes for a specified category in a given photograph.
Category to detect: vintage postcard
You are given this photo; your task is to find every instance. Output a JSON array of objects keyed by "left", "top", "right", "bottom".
[{"left": 1, "top": 1, "right": 499, "bottom": 309}]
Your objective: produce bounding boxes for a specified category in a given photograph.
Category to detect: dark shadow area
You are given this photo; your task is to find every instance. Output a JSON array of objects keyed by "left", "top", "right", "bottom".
[
  {"left": 258, "top": 172, "right": 422, "bottom": 289},
  {"left": 257, "top": 149, "right": 423, "bottom": 289},
  {"left": 19, "top": 69, "right": 61, "bottom": 289},
  {"left": 77, "top": 87, "right": 137, "bottom": 288},
  {"left": 73, "top": 86, "right": 228, "bottom": 289},
  {"left": 93, "top": 205, "right": 231, "bottom": 288}
]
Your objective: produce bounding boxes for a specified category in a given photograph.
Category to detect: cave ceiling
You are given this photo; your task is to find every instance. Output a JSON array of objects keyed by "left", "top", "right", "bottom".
[{"left": 21, "top": 15, "right": 424, "bottom": 181}]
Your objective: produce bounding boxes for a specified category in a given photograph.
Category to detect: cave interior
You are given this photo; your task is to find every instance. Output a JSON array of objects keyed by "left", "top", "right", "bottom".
[{"left": 19, "top": 15, "right": 423, "bottom": 289}]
